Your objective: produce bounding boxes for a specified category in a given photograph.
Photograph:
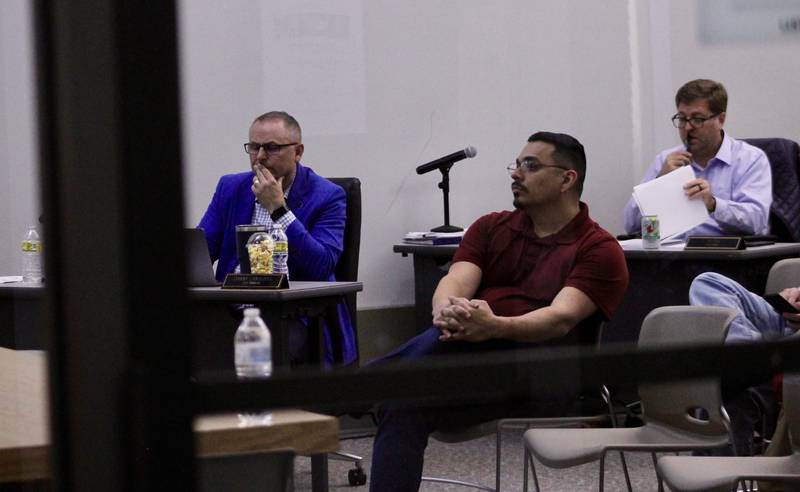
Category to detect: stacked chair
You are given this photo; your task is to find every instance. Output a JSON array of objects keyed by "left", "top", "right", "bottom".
[
  {"left": 657, "top": 373, "right": 800, "bottom": 491},
  {"left": 523, "top": 306, "right": 738, "bottom": 492}
]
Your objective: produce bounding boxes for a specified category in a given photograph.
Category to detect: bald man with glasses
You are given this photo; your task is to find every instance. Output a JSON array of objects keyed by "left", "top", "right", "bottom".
[
  {"left": 198, "top": 111, "right": 357, "bottom": 365},
  {"left": 623, "top": 79, "right": 772, "bottom": 238}
]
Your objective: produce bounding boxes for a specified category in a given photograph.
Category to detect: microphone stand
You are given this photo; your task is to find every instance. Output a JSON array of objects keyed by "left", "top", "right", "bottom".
[{"left": 431, "top": 164, "right": 463, "bottom": 233}]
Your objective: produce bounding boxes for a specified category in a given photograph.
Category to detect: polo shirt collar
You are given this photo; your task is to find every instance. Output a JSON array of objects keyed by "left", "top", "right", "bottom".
[{"left": 508, "top": 202, "right": 591, "bottom": 244}]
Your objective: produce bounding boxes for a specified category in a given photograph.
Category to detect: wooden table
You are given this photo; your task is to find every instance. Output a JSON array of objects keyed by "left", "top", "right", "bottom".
[
  {"left": 0, "top": 348, "right": 339, "bottom": 487},
  {"left": 0, "top": 347, "right": 49, "bottom": 483}
]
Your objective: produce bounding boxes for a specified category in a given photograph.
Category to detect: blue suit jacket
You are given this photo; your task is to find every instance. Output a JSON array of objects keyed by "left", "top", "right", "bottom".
[{"left": 198, "top": 163, "right": 356, "bottom": 364}]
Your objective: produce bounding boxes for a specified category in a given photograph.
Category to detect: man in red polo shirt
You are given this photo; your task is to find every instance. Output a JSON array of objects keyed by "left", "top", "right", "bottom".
[{"left": 368, "top": 131, "right": 629, "bottom": 492}]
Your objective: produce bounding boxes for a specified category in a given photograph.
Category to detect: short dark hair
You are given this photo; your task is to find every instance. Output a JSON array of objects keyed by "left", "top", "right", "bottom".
[
  {"left": 675, "top": 79, "right": 727, "bottom": 115},
  {"left": 527, "top": 131, "right": 586, "bottom": 196},
  {"left": 252, "top": 111, "right": 302, "bottom": 142}
]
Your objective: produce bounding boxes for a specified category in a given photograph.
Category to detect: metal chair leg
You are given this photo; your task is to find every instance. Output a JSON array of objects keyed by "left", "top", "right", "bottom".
[
  {"left": 651, "top": 452, "right": 664, "bottom": 492},
  {"left": 495, "top": 425, "right": 502, "bottom": 492},
  {"left": 524, "top": 447, "right": 541, "bottom": 492},
  {"left": 598, "top": 453, "right": 606, "bottom": 492},
  {"left": 618, "top": 451, "right": 632, "bottom": 492}
]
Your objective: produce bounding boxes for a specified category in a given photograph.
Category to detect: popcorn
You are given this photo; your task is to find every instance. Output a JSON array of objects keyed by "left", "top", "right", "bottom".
[{"left": 247, "top": 237, "right": 274, "bottom": 274}]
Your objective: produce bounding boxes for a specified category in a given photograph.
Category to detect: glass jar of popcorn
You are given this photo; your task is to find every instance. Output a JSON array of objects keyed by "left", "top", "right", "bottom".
[{"left": 246, "top": 232, "right": 275, "bottom": 274}]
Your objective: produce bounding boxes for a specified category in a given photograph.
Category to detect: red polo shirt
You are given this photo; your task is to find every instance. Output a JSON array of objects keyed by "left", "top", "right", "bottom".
[{"left": 453, "top": 202, "right": 628, "bottom": 322}]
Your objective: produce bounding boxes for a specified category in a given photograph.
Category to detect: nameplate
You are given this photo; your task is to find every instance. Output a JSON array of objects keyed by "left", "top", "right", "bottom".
[
  {"left": 684, "top": 236, "right": 745, "bottom": 250},
  {"left": 222, "top": 273, "right": 289, "bottom": 289}
]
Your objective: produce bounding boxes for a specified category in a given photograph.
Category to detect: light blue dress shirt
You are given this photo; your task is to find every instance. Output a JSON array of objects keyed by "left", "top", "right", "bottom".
[{"left": 623, "top": 133, "right": 772, "bottom": 238}]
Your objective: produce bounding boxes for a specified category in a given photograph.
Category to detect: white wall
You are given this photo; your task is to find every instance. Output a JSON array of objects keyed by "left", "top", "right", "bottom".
[
  {"left": 669, "top": 1, "right": 800, "bottom": 142},
  {"left": 2, "top": 0, "right": 799, "bottom": 309},
  {"left": 0, "top": 0, "right": 39, "bottom": 277},
  {"left": 178, "top": 0, "right": 635, "bottom": 309}
]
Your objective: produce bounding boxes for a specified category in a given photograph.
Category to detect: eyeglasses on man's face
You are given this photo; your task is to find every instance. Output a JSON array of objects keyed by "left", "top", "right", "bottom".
[
  {"left": 243, "top": 141, "right": 299, "bottom": 155},
  {"left": 506, "top": 160, "right": 571, "bottom": 176},
  {"left": 671, "top": 113, "right": 720, "bottom": 129}
]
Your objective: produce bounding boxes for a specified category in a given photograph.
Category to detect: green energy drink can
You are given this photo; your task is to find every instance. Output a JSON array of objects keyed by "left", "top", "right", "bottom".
[{"left": 641, "top": 215, "right": 660, "bottom": 249}]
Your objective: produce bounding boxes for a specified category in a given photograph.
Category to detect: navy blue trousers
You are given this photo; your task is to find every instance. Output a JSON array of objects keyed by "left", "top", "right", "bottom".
[{"left": 368, "top": 327, "right": 580, "bottom": 492}]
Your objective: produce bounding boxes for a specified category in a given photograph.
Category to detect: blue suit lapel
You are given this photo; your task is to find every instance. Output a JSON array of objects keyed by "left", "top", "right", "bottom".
[{"left": 287, "top": 163, "right": 308, "bottom": 212}]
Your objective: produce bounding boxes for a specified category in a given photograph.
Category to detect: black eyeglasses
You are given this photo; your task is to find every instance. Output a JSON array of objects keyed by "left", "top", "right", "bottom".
[
  {"left": 506, "top": 160, "right": 571, "bottom": 176},
  {"left": 671, "top": 113, "right": 720, "bottom": 129},
  {"left": 243, "top": 142, "right": 299, "bottom": 155}
]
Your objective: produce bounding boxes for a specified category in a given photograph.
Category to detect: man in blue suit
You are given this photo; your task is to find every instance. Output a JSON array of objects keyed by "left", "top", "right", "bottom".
[{"left": 198, "top": 111, "right": 356, "bottom": 365}]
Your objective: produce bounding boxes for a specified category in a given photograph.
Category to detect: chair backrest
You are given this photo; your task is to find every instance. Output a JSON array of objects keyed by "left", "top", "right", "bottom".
[
  {"left": 637, "top": 306, "right": 737, "bottom": 437},
  {"left": 327, "top": 177, "right": 362, "bottom": 333},
  {"left": 764, "top": 258, "right": 800, "bottom": 295},
  {"left": 783, "top": 372, "right": 800, "bottom": 452},
  {"left": 743, "top": 138, "right": 800, "bottom": 242}
]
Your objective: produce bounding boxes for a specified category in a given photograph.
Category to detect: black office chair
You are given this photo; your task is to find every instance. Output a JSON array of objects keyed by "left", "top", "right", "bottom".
[
  {"left": 743, "top": 138, "right": 800, "bottom": 242},
  {"left": 325, "top": 177, "right": 368, "bottom": 486},
  {"left": 327, "top": 177, "right": 362, "bottom": 363}
]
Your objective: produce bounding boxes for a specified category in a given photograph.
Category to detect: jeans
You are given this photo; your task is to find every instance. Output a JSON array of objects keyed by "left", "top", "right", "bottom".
[
  {"left": 688, "top": 272, "right": 793, "bottom": 343},
  {"left": 689, "top": 272, "right": 788, "bottom": 455},
  {"left": 367, "top": 327, "right": 579, "bottom": 492}
]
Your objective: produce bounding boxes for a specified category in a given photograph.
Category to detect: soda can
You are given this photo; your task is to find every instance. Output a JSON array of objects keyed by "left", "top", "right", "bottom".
[{"left": 641, "top": 215, "right": 660, "bottom": 249}]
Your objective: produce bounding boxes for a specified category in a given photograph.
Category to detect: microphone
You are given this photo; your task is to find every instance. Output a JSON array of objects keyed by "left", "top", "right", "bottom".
[{"left": 416, "top": 146, "right": 477, "bottom": 175}]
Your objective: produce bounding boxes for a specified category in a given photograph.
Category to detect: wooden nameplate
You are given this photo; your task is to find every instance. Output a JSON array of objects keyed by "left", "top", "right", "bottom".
[
  {"left": 222, "top": 273, "right": 289, "bottom": 289},
  {"left": 684, "top": 236, "right": 745, "bottom": 250}
]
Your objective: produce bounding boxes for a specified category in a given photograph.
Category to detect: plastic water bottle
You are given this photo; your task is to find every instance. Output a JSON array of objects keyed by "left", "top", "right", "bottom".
[
  {"left": 234, "top": 307, "right": 272, "bottom": 378},
  {"left": 234, "top": 308, "right": 272, "bottom": 424},
  {"left": 21, "top": 225, "right": 43, "bottom": 283},
  {"left": 271, "top": 223, "right": 289, "bottom": 278}
]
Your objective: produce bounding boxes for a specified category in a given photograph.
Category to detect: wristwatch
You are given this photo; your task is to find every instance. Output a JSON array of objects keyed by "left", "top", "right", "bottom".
[{"left": 270, "top": 205, "right": 288, "bottom": 221}]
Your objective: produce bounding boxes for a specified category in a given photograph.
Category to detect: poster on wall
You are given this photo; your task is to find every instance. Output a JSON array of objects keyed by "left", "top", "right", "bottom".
[
  {"left": 699, "top": 0, "right": 800, "bottom": 44},
  {"left": 260, "top": 0, "right": 367, "bottom": 136}
]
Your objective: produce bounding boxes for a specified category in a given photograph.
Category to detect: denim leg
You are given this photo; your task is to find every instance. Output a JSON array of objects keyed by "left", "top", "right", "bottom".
[
  {"left": 368, "top": 404, "right": 439, "bottom": 492},
  {"left": 689, "top": 272, "right": 789, "bottom": 343},
  {"left": 367, "top": 327, "right": 521, "bottom": 491}
]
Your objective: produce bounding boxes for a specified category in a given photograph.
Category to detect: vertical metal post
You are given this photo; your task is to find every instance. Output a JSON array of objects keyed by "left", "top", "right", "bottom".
[{"left": 33, "top": 1, "right": 194, "bottom": 490}]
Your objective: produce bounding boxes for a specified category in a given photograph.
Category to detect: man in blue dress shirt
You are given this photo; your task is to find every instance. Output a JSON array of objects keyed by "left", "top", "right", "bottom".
[
  {"left": 198, "top": 111, "right": 356, "bottom": 365},
  {"left": 623, "top": 79, "right": 772, "bottom": 238}
]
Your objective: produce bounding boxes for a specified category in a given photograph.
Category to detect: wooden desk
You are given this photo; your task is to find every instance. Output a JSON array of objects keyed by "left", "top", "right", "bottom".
[
  {"left": 393, "top": 242, "right": 800, "bottom": 342},
  {"left": 0, "top": 281, "right": 363, "bottom": 374},
  {"left": 0, "top": 347, "right": 49, "bottom": 483},
  {"left": 0, "top": 347, "right": 339, "bottom": 485}
]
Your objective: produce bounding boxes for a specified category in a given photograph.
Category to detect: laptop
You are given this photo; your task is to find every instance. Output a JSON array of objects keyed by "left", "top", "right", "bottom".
[{"left": 185, "top": 228, "right": 219, "bottom": 287}]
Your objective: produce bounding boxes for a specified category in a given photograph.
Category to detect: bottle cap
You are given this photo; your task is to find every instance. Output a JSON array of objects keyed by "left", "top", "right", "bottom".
[{"left": 243, "top": 307, "right": 261, "bottom": 317}]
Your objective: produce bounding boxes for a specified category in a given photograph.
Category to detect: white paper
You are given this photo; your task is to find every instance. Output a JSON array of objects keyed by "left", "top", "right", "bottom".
[
  {"left": 0, "top": 276, "right": 23, "bottom": 284},
  {"left": 632, "top": 165, "right": 708, "bottom": 239}
]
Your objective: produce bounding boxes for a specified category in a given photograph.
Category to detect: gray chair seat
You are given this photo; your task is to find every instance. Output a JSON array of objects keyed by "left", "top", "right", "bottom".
[
  {"left": 522, "top": 306, "right": 739, "bottom": 492},
  {"left": 526, "top": 422, "right": 730, "bottom": 469},
  {"left": 657, "top": 372, "right": 800, "bottom": 491},
  {"left": 657, "top": 453, "right": 800, "bottom": 492}
]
